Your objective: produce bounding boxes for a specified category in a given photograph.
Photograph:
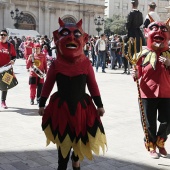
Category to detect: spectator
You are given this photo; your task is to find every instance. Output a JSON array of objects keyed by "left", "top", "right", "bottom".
[
  {"left": 126, "top": 0, "right": 145, "bottom": 53},
  {"left": 115, "top": 36, "right": 123, "bottom": 69},
  {"left": 40, "top": 36, "right": 52, "bottom": 56},
  {"left": 90, "top": 37, "right": 96, "bottom": 66},
  {"left": 109, "top": 34, "right": 117, "bottom": 69},
  {"left": 84, "top": 41, "right": 90, "bottom": 58},
  {"left": 95, "top": 33, "right": 107, "bottom": 73},
  {"left": 143, "top": 2, "right": 160, "bottom": 29},
  {"left": 8, "top": 36, "right": 15, "bottom": 47}
]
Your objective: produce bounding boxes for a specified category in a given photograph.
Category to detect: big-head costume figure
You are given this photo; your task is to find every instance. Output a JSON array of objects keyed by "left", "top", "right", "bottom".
[
  {"left": 134, "top": 18, "right": 170, "bottom": 159},
  {"left": 38, "top": 18, "right": 107, "bottom": 170}
]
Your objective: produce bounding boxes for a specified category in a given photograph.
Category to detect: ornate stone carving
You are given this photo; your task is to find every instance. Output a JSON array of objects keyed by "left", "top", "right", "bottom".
[
  {"left": 41, "top": 6, "right": 45, "bottom": 12},
  {"left": 0, "top": 3, "right": 6, "bottom": 9},
  {"left": 49, "top": 7, "right": 56, "bottom": 13}
]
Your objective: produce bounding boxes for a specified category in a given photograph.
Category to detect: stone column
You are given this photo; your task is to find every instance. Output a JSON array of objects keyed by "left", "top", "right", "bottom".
[
  {"left": 165, "top": 1, "right": 170, "bottom": 19},
  {"left": 0, "top": 3, "right": 5, "bottom": 30},
  {"left": 44, "top": 5, "right": 50, "bottom": 37},
  {"left": 49, "top": 7, "right": 56, "bottom": 38},
  {"left": 39, "top": 6, "right": 45, "bottom": 35}
]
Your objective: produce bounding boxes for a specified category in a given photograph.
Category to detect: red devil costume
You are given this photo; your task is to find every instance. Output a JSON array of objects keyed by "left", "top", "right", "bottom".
[
  {"left": 133, "top": 19, "right": 170, "bottom": 159},
  {"left": 26, "top": 43, "right": 47, "bottom": 105},
  {"left": 24, "top": 36, "right": 34, "bottom": 61},
  {"left": 38, "top": 18, "right": 107, "bottom": 170}
]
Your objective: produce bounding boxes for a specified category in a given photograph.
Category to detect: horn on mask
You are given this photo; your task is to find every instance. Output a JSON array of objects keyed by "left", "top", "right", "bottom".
[
  {"left": 76, "top": 19, "right": 82, "bottom": 28},
  {"left": 58, "top": 17, "right": 65, "bottom": 27},
  {"left": 148, "top": 14, "right": 155, "bottom": 23},
  {"left": 165, "top": 18, "right": 170, "bottom": 26}
]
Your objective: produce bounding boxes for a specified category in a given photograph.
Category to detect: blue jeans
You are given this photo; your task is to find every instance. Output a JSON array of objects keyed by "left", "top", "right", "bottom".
[
  {"left": 110, "top": 50, "right": 116, "bottom": 69},
  {"left": 116, "top": 53, "right": 122, "bottom": 68},
  {"left": 96, "top": 50, "right": 106, "bottom": 71}
]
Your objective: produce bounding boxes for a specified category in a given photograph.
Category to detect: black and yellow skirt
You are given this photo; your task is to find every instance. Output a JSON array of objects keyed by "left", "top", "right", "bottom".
[{"left": 42, "top": 92, "right": 107, "bottom": 160}]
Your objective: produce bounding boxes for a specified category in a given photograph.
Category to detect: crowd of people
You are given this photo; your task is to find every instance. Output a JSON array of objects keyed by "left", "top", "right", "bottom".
[
  {"left": 83, "top": 33, "right": 130, "bottom": 74},
  {"left": 0, "top": 32, "right": 57, "bottom": 108},
  {"left": 8, "top": 35, "right": 56, "bottom": 60}
]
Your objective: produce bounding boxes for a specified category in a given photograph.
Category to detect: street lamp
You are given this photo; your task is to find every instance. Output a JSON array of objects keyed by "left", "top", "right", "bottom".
[
  {"left": 10, "top": 8, "right": 24, "bottom": 29},
  {"left": 94, "top": 15, "right": 104, "bottom": 36}
]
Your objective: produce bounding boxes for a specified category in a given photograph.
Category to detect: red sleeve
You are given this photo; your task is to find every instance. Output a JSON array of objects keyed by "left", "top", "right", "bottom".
[
  {"left": 41, "top": 62, "right": 56, "bottom": 98},
  {"left": 26, "top": 55, "right": 32, "bottom": 69},
  {"left": 44, "top": 56, "right": 47, "bottom": 73},
  {"left": 86, "top": 63, "right": 100, "bottom": 97},
  {"left": 136, "top": 57, "right": 143, "bottom": 79}
]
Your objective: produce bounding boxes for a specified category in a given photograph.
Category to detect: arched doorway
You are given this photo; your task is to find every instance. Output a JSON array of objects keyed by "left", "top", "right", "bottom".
[
  {"left": 17, "top": 13, "right": 36, "bottom": 30},
  {"left": 62, "top": 17, "right": 76, "bottom": 24}
]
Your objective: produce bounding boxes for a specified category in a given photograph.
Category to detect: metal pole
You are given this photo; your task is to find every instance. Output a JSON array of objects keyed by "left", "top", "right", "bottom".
[{"left": 98, "top": 25, "right": 99, "bottom": 36}]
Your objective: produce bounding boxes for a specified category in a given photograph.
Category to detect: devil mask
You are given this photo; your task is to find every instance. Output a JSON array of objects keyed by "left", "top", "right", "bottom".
[
  {"left": 144, "top": 21, "right": 170, "bottom": 52},
  {"left": 53, "top": 18, "right": 88, "bottom": 62}
]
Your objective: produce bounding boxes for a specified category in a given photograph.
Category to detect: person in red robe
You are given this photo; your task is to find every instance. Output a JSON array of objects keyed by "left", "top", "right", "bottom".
[
  {"left": 38, "top": 18, "right": 107, "bottom": 170},
  {"left": 132, "top": 19, "right": 170, "bottom": 159},
  {"left": 0, "top": 29, "right": 16, "bottom": 109},
  {"left": 26, "top": 43, "right": 47, "bottom": 105},
  {"left": 24, "top": 36, "right": 34, "bottom": 62}
]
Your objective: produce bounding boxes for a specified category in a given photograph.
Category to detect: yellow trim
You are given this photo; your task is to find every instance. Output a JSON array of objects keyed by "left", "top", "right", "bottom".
[
  {"left": 140, "top": 49, "right": 170, "bottom": 70},
  {"left": 145, "top": 142, "right": 156, "bottom": 151},
  {"left": 156, "top": 136, "right": 165, "bottom": 148},
  {"left": 44, "top": 125, "right": 107, "bottom": 160}
]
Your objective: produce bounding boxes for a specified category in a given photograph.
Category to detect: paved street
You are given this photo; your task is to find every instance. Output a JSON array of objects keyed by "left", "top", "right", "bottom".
[{"left": 0, "top": 58, "right": 170, "bottom": 170}]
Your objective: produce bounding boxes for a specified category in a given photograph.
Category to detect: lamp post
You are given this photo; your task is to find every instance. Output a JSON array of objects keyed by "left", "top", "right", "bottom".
[
  {"left": 10, "top": 8, "right": 24, "bottom": 29},
  {"left": 94, "top": 15, "right": 104, "bottom": 36}
]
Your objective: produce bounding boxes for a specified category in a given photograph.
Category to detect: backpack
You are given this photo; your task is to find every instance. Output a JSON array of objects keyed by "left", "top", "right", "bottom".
[{"left": 111, "top": 40, "right": 117, "bottom": 50}]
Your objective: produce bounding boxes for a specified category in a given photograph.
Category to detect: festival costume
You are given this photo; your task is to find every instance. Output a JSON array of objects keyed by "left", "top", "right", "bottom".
[
  {"left": 39, "top": 18, "right": 107, "bottom": 167},
  {"left": 0, "top": 41, "right": 16, "bottom": 107},
  {"left": 126, "top": 9, "right": 145, "bottom": 52},
  {"left": 136, "top": 49, "right": 170, "bottom": 142},
  {"left": 26, "top": 51, "right": 47, "bottom": 103},
  {"left": 134, "top": 21, "right": 170, "bottom": 157},
  {"left": 24, "top": 39, "right": 34, "bottom": 61},
  {"left": 0, "top": 42, "right": 16, "bottom": 67}
]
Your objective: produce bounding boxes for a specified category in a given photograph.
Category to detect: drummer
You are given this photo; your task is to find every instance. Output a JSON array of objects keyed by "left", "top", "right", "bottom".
[
  {"left": 0, "top": 29, "right": 16, "bottom": 109},
  {"left": 26, "top": 43, "right": 47, "bottom": 105}
]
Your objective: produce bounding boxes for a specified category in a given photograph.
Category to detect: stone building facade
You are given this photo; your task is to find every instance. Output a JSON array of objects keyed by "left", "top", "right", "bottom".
[
  {"left": 0, "top": 0, "right": 105, "bottom": 38},
  {"left": 105, "top": 0, "right": 170, "bottom": 22}
]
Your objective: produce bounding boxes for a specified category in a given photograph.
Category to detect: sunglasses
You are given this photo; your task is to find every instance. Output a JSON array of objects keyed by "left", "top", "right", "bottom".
[{"left": 0, "top": 34, "right": 7, "bottom": 37}]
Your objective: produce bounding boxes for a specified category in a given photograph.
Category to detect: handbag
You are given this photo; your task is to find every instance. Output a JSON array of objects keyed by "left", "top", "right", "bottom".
[{"left": 0, "top": 64, "right": 18, "bottom": 91}]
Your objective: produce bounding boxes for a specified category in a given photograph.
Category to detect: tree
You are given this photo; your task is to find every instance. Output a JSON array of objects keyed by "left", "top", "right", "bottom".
[{"left": 104, "top": 15, "right": 127, "bottom": 36}]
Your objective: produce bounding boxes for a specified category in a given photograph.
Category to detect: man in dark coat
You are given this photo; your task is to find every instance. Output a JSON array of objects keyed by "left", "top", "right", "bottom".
[{"left": 126, "top": 0, "right": 145, "bottom": 52}]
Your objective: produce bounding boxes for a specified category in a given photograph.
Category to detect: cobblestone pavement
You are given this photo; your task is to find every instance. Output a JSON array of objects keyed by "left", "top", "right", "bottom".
[{"left": 0, "top": 59, "right": 170, "bottom": 170}]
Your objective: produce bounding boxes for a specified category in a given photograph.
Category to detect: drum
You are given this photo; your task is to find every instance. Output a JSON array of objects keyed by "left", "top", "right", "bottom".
[{"left": 0, "top": 65, "right": 18, "bottom": 91}]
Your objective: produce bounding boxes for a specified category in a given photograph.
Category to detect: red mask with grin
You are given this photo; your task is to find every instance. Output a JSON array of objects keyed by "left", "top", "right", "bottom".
[
  {"left": 144, "top": 21, "right": 170, "bottom": 52},
  {"left": 53, "top": 18, "right": 88, "bottom": 62}
]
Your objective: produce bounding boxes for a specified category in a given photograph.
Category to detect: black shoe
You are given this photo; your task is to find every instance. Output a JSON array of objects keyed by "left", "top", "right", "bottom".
[
  {"left": 71, "top": 152, "right": 80, "bottom": 170},
  {"left": 122, "top": 71, "right": 127, "bottom": 74},
  {"left": 30, "top": 100, "right": 34, "bottom": 105},
  {"left": 127, "top": 72, "right": 130, "bottom": 75},
  {"left": 102, "top": 70, "right": 106, "bottom": 73}
]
